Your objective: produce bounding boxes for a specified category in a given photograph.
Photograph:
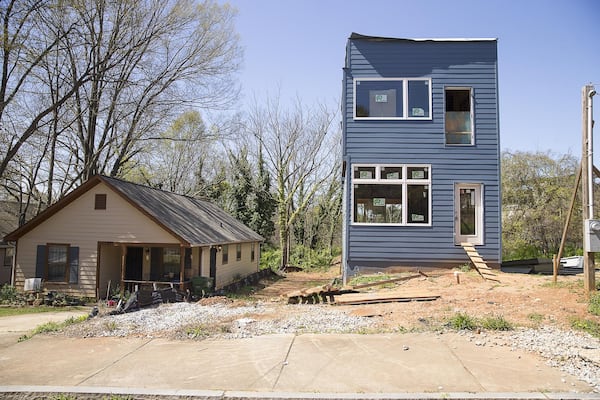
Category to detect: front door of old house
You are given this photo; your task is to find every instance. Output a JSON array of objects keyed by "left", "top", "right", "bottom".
[
  {"left": 125, "top": 246, "right": 143, "bottom": 280},
  {"left": 454, "top": 183, "right": 483, "bottom": 245}
]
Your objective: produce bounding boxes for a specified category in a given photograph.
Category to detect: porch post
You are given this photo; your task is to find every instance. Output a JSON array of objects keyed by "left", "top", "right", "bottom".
[
  {"left": 120, "top": 245, "right": 127, "bottom": 296},
  {"left": 180, "top": 245, "right": 185, "bottom": 290}
]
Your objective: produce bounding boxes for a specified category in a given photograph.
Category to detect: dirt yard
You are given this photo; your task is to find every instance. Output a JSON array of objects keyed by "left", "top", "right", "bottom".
[{"left": 248, "top": 266, "right": 600, "bottom": 331}]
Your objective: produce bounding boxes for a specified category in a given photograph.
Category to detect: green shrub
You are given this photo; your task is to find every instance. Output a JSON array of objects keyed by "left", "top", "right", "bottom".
[
  {"left": 259, "top": 246, "right": 282, "bottom": 271},
  {"left": 0, "top": 284, "right": 18, "bottom": 303},
  {"left": 446, "top": 312, "right": 477, "bottom": 330},
  {"left": 480, "top": 315, "right": 513, "bottom": 331},
  {"left": 289, "top": 245, "right": 335, "bottom": 271}
]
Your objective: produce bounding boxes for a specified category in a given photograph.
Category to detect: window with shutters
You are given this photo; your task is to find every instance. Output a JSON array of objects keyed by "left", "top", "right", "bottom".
[
  {"left": 47, "top": 244, "right": 68, "bottom": 282},
  {"left": 36, "top": 244, "right": 79, "bottom": 283}
]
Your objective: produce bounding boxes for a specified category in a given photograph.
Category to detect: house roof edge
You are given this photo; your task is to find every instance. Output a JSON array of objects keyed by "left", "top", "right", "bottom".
[{"left": 349, "top": 32, "right": 497, "bottom": 42}]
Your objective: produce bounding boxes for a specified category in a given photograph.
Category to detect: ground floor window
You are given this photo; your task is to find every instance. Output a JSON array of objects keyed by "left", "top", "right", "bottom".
[
  {"left": 352, "top": 164, "right": 431, "bottom": 225},
  {"left": 3, "top": 247, "right": 13, "bottom": 267},
  {"left": 47, "top": 244, "right": 69, "bottom": 282}
]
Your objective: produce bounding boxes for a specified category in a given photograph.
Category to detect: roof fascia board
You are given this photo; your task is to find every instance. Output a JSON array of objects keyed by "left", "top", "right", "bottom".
[
  {"left": 349, "top": 32, "right": 497, "bottom": 42},
  {"left": 3, "top": 176, "right": 103, "bottom": 241}
]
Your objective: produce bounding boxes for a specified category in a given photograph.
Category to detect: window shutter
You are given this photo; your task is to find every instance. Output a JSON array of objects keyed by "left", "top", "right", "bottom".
[
  {"left": 35, "top": 245, "right": 46, "bottom": 278},
  {"left": 69, "top": 246, "right": 79, "bottom": 283}
]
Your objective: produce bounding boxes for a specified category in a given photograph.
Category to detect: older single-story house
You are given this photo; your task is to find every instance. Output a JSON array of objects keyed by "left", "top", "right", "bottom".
[{"left": 4, "top": 175, "right": 263, "bottom": 299}]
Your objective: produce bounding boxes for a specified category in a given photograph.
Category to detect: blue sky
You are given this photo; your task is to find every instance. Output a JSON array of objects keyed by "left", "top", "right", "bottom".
[{"left": 223, "top": 0, "right": 600, "bottom": 158}]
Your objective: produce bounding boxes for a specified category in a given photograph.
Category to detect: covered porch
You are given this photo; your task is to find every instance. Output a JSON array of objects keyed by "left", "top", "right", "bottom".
[{"left": 97, "top": 242, "right": 217, "bottom": 299}]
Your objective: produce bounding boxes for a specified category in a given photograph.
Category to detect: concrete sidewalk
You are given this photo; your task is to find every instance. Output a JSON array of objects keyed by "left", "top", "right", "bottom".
[{"left": 0, "top": 331, "right": 598, "bottom": 398}]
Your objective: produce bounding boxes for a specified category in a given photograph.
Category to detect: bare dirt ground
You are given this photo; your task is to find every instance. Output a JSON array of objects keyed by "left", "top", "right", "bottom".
[{"left": 247, "top": 266, "right": 600, "bottom": 331}]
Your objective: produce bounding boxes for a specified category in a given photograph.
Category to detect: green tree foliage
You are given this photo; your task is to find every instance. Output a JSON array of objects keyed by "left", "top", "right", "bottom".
[
  {"left": 228, "top": 146, "right": 275, "bottom": 241},
  {"left": 502, "top": 150, "right": 582, "bottom": 260}
]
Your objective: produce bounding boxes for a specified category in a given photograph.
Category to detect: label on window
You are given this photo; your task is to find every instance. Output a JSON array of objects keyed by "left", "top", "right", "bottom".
[
  {"left": 359, "top": 171, "right": 373, "bottom": 179},
  {"left": 373, "top": 198, "right": 386, "bottom": 207},
  {"left": 412, "top": 108, "right": 424, "bottom": 116},
  {"left": 375, "top": 94, "right": 388, "bottom": 103},
  {"left": 412, "top": 170, "right": 425, "bottom": 179},
  {"left": 411, "top": 214, "right": 425, "bottom": 221}
]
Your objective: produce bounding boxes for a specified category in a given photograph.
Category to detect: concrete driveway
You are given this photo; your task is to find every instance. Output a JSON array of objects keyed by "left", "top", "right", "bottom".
[{"left": 0, "top": 308, "right": 90, "bottom": 347}]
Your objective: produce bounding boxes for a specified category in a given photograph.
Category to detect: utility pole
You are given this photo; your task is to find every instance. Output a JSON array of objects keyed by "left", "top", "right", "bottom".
[{"left": 582, "top": 84, "right": 597, "bottom": 294}]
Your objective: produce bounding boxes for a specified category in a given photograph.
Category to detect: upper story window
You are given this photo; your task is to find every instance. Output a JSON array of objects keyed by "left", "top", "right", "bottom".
[
  {"left": 352, "top": 164, "right": 431, "bottom": 226},
  {"left": 445, "top": 88, "right": 473, "bottom": 145},
  {"left": 354, "top": 78, "right": 431, "bottom": 120}
]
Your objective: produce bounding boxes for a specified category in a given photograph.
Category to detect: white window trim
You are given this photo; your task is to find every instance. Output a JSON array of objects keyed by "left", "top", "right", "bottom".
[
  {"left": 353, "top": 77, "right": 432, "bottom": 121},
  {"left": 444, "top": 86, "right": 474, "bottom": 146},
  {"left": 454, "top": 182, "right": 484, "bottom": 245},
  {"left": 351, "top": 164, "right": 432, "bottom": 226}
]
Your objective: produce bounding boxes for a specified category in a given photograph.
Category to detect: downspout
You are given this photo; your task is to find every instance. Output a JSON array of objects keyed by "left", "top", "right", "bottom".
[
  {"left": 10, "top": 241, "right": 16, "bottom": 287},
  {"left": 588, "top": 88, "right": 596, "bottom": 219}
]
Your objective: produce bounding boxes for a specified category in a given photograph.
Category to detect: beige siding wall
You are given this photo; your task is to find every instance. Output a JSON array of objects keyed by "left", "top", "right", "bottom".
[
  {"left": 14, "top": 182, "right": 179, "bottom": 298},
  {"left": 215, "top": 242, "right": 260, "bottom": 288},
  {"left": 98, "top": 243, "right": 121, "bottom": 299}
]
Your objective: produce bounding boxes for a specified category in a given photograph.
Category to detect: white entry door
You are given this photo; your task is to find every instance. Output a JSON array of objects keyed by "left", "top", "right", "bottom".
[{"left": 454, "top": 183, "right": 483, "bottom": 245}]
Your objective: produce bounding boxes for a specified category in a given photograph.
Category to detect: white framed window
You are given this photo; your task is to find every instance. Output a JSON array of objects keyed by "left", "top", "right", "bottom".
[
  {"left": 445, "top": 87, "right": 474, "bottom": 145},
  {"left": 352, "top": 164, "right": 431, "bottom": 226},
  {"left": 354, "top": 78, "right": 432, "bottom": 120}
]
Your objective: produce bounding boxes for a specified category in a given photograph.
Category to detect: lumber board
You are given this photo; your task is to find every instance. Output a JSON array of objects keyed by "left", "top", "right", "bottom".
[
  {"left": 347, "top": 273, "right": 423, "bottom": 290},
  {"left": 334, "top": 293, "right": 440, "bottom": 306},
  {"left": 460, "top": 242, "right": 497, "bottom": 281}
]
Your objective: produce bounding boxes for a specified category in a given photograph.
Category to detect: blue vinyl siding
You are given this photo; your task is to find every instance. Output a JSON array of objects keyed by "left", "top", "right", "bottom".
[{"left": 343, "top": 36, "right": 500, "bottom": 272}]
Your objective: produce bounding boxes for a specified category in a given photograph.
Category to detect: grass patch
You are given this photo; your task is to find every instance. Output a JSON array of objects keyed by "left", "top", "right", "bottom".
[
  {"left": 527, "top": 312, "right": 545, "bottom": 324},
  {"left": 570, "top": 317, "right": 600, "bottom": 338},
  {"left": 446, "top": 312, "right": 478, "bottom": 330},
  {"left": 185, "top": 322, "right": 231, "bottom": 339},
  {"left": 0, "top": 306, "right": 85, "bottom": 318},
  {"left": 589, "top": 292, "right": 600, "bottom": 316},
  {"left": 446, "top": 312, "right": 513, "bottom": 331},
  {"left": 541, "top": 279, "right": 583, "bottom": 290},
  {"left": 18, "top": 315, "right": 88, "bottom": 342},
  {"left": 480, "top": 314, "right": 513, "bottom": 331},
  {"left": 348, "top": 273, "right": 395, "bottom": 286}
]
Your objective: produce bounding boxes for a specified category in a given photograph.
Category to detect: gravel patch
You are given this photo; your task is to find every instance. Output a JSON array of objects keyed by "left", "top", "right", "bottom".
[{"left": 62, "top": 301, "right": 376, "bottom": 339}]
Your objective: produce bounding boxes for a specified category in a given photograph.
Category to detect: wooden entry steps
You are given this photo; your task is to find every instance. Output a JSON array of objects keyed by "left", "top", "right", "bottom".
[{"left": 461, "top": 242, "right": 498, "bottom": 281}]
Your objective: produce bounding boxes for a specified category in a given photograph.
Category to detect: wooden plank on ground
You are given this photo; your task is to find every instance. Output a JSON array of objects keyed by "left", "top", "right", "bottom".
[{"left": 334, "top": 293, "right": 440, "bottom": 306}]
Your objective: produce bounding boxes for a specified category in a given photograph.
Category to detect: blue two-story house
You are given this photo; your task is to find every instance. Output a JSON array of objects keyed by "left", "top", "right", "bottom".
[{"left": 341, "top": 33, "right": 501, "bottom": 280}]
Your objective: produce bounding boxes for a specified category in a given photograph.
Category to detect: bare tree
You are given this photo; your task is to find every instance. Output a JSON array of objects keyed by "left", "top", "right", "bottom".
[
  {"left": 245, "top": 95, "right": 339, "bottom": 268},
  {"left": 1, "top": 0, "right": 242, "bottom": 206}
]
